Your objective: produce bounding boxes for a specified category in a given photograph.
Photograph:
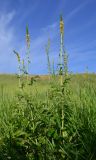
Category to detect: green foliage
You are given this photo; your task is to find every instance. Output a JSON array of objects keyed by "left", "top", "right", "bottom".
[{"left": 0, "top": 74, "right": 96, "bottom": 159}]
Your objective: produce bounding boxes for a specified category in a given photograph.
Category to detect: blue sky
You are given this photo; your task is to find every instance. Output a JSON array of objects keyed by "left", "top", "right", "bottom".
[{"left": 0, "top": 0, "right": 96, "bottom": 74}]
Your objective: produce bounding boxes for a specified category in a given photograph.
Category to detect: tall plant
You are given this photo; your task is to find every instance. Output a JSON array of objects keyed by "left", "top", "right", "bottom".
[
  {"left": 63, "top": 50, "right": 68, "bottom": 77},
  {"left": 59, "top": 15, "right": 65, "bottom": 138},
  {"left": 59, "top": 15, "right": 64, "bottom": 85},
  {"left": 14, "top": 25, "right": 31, "bottom": 88},
  {"left": 13, "top": 50, "right": 21, "bottom": 88},
  {"left": 26, "top": 25, "right": 30, "bottom": 84},
  {"left": 45, "top": 38, "right": 51, "bottom": 80}
]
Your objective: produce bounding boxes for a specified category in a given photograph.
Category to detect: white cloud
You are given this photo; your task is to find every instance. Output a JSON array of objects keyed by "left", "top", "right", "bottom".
[
  {"left": 41, "top": 22, "right": 58, "bottom": 32},
  {"left": 30, "top": 22, "right": 58, "bottom": 54},
  {"left": 67, "top": 17, "right": 96, "bottom": 38},
  {"left": 65, "top": 0, "right": 90, "bottom": 23},
  {"left": 17, "top": 1, "right": 40, "bottom": 25},
  {"left": 0, "top": 11, "right": 15, "bottom": 47},
  {"left": 0, "top": 11, "right": 17, "bottom": 73}
]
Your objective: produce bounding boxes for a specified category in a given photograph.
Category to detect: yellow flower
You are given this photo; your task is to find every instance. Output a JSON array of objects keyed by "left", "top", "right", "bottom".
[{"left": 60, "top": 15, "right": 64, "bottom": 34}]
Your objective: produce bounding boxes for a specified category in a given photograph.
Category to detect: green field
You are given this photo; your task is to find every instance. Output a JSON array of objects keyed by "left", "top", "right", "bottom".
[
  {"left": 0, "top": 74, "right": 50, "bottom": 99},
  {"left": 0, "top": 74, "right": 96, "bottom": 159}
]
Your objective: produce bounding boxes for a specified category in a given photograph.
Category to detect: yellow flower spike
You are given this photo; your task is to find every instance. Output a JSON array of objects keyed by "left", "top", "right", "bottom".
[{"left": 60, "top": 15, "right": 64, "bottom": 34}]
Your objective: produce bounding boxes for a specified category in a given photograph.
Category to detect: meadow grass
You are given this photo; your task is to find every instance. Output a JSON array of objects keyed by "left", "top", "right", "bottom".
[{"left": 0, "top": 74, "right": 96, "bottom": 159}]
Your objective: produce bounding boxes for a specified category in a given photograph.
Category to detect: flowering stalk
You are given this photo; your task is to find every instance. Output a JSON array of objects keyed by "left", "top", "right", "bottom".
[
  {"left": 63, "top": 50, "right": 68, "bottom": 77},
  {"left": 21, "top": 59, "right": 26, "bottom": 88},
  {"left": 59, "top": 15, "right": 65, "bottom": 138},
  {"left": 59, "top": 15, "right": 64, "bottom": 85},
  {"left": 45, "top": 38, "right": 51, "bottom": 81},
  {"left": 52, "top": 59, "right": 55, "bottom": 76},
  {"left": 13, "top": 50, "right": 21, "bottom": 88},
  {"left": 26, "top": 25, "right": 30, "bottom": 84}
]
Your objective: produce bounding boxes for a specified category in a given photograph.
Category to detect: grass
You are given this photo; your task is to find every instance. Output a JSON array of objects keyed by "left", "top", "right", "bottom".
[
  {"left": 0, "top": 74, "right": 96, "bottom": 159},
  {"left": 0, "top": 74, "right": 48, "bottom": 93}
]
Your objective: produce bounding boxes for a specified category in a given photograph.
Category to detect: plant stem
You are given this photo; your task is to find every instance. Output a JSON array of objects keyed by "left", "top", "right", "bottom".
[
  {"left": 60, "top": 16, "right": 64, "bottom": 138},
  {"left": 18, "top": 62, "right": 21, "bottom": 88},
  {"left": 45, "top": 39, "right": 51, "bottom": 81}
]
